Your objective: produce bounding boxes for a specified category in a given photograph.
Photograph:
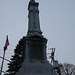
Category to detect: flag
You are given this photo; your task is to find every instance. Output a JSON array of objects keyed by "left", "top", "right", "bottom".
[{"left": 4, "top": 35, "right": 9, "bottom": 51}]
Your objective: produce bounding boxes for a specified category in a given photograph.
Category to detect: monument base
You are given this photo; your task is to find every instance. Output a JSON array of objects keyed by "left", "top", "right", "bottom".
[{"left": 16, "top": 59, "right": 57, "bottom": 75}]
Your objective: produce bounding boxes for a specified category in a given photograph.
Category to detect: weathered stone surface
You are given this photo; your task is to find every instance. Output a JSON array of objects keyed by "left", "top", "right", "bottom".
[
  {"left": 16, "top": 59, "right": 56, "bottom": 75},
  {"left": 27, "top": 0, "right": 42, "bottom": 36},
  {"left": 16, "top": 0, "right": 57, "bottom": 75}
]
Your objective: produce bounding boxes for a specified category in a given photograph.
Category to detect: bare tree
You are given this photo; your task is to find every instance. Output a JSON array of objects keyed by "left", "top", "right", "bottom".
[{"left": 60, "top": 63, "right": 75, "bottom": 75}]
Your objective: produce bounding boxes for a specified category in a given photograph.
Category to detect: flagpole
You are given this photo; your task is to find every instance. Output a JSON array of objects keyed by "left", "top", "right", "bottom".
[
  {"left": 0, "top": 35, "right": 9, "bottom": 75},
  {"left": 0, "top": 50, "right": 6, "bottom": 75}
]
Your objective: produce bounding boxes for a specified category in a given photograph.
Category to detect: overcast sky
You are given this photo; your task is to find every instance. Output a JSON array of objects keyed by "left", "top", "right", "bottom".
[{"left": 0, "top": 0, "right": 75, "bottom": 74}]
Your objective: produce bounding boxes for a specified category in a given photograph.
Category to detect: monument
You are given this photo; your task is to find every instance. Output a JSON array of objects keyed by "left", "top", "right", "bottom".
[{"left": 16, "top": 0, "right": 57, "bottom": 75}]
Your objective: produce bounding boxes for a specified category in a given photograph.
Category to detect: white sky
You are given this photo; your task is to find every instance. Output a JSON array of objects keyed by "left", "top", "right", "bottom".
[{"left": 0, "top": 0, "right": 75, "bottom": 74}]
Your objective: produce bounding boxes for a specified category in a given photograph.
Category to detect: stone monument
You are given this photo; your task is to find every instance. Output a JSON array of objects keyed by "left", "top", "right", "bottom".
[{"left": 16, "top": 0, "right": 57, "bottom": 75}]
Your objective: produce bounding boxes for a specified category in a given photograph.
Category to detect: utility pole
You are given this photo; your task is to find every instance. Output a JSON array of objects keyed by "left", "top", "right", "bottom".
[
  {"left": 48, "top": 48, "right": 61, "bottom": 75},
  {"left": 48, "top": 48, "right": 55, "bottom": 64}
]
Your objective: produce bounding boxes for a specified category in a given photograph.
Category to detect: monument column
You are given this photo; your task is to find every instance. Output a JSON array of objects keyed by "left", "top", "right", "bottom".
[{"left": 27, "top": 0, "right": 42, "bottom": 36}]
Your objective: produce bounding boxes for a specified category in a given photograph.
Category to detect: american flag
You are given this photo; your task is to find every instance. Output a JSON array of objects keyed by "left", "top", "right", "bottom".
[{"left": 4, "top": 35, "right": 9, "bottom": 51}]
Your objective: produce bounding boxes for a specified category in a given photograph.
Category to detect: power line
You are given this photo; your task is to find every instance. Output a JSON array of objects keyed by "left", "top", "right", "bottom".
[
  {"left": 0, "top": 70, "right": 7, "bottom": 74},
  {"left": 0, "top": 56, "right": 11, "bottom": 62}
]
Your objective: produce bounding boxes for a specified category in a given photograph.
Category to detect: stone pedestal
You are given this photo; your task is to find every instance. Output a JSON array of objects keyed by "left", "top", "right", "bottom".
[
  {"left": 16, "top": 36, "right": 57, "bottom": 75},
  {"left": 16, "top": 59, "right": 56, "bottom": 75}
]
